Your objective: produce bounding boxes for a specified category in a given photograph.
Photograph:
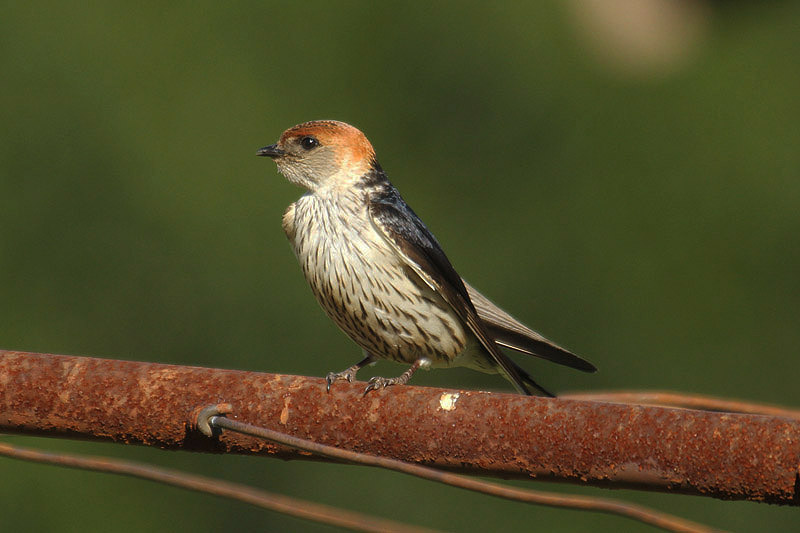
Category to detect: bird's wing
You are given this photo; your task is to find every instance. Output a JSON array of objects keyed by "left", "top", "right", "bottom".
[
  {"left": 463, "top": 281, "right": 597, "bottom": 373},
  {"left": 367, "top": 188, "right": 546, "bottom": 395}
]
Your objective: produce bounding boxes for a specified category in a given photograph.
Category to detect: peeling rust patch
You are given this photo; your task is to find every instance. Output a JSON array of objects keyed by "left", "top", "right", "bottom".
[
  {"left": 439, "top": 392, "right": 460, "bottom": 411},
  {"left": 280, "top": 397, "right": 291, "bottom": 425}
]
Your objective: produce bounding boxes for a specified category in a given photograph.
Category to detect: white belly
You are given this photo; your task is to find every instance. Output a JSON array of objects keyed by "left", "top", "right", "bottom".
[{"left": 284, "top": 192, "right": 470, "bottom": 366}]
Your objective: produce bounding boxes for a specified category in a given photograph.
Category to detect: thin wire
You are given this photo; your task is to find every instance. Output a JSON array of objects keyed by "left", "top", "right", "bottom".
[
  {"left": 207, "top": 414, "right": 722, "bottom": 533},
  {"left": 0, "top": 441, "right": 441, "bottom": 533},
  {"left": 561, "top": 390, "right": 800, "bottom": 420}
]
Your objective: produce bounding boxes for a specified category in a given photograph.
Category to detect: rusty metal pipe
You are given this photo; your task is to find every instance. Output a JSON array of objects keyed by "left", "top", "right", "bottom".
[{"left": 1, "top": 350, "right": 798, "bottom": 504}]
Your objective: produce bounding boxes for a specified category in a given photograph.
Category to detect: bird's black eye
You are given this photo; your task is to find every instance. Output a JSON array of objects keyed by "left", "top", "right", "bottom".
[{"left": 300, "top": 136, "right": 319, "bottom": 150}]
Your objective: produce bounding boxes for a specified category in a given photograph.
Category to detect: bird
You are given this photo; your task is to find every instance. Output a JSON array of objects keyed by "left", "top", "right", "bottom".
[{"left": 257, "top": 120, "right": 596, "bottom": 396}]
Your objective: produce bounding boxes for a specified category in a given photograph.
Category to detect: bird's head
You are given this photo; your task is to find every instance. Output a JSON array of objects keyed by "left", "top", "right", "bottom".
[{"left": 257, "top": 120, "right": 376, "bottom": 191}]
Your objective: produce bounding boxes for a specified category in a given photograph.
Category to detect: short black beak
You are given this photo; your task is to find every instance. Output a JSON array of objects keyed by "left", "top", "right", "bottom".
[{"left": 256, "top": 144, "right": 285, "bottom": 158}]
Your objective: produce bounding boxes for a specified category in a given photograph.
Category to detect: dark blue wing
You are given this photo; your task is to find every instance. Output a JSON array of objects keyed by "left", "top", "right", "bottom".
[{"left": 367, "top": 185, "right": 547, "bottom": 395}]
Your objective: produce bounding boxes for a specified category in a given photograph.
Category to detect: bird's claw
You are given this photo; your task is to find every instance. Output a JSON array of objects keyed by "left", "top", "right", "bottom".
[
  {"left": 363, "top": 376, "right": 395, "bottom": 396},
  {"left": 325, "top": 368, "right": 357, "bottom": 392}
]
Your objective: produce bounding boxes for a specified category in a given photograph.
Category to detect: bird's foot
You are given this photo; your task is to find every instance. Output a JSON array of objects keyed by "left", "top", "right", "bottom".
[
  {"left": 363, "top": 358, "right": 430, "bottom": 396},
  {"left": 326, "top": 355, "right": 375, "bottom": 392},
  {"left": 363, "top": 375, "right": 406, "bottom": 395},
  {"left": 325, "top": 366, "right": 360, "bottom": 391}
]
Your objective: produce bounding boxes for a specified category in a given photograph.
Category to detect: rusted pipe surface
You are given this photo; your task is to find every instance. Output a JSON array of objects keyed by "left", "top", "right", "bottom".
[{"left": 1, "top": 350, "right": 798, "bottom": 504}]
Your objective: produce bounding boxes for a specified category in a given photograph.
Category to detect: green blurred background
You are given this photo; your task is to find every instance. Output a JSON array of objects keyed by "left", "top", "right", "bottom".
[{"left": 2, "top": 1, "right": 799, "bottom": 531}]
